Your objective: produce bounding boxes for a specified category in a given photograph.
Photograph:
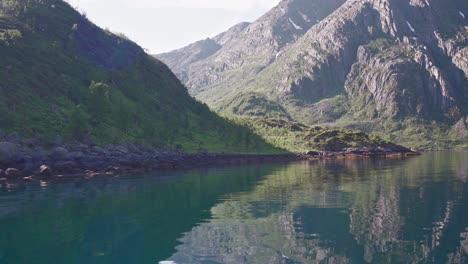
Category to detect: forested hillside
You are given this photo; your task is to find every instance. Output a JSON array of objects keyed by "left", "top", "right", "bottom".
[{"left": 0, "top": 0, "right": 280, "bottom": 153}]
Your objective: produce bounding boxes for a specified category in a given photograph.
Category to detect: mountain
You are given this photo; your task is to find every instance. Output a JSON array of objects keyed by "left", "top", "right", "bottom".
[
  {"left": 157, "top": 22, "right": 251, "bottom": 83},
  {"left": 157, "top": 0, "right": 346, "bottom": 97},
  {"left": 158, "top": 0, "right": 468, "bottom": 149},
  {"left": 0, "top": 0, "right": 281, "bottom": 153}
]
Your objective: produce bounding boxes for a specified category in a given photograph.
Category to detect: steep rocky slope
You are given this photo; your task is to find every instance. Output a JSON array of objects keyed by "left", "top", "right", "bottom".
[
  {"left": 157, "top": 0, "right": 347, "bottom": 96},
  {"left": 159, "top": 0, "right": 468, "bottom": 149},
  {"left": 157, "top": 22, "right": 251, "bottom": 83}
]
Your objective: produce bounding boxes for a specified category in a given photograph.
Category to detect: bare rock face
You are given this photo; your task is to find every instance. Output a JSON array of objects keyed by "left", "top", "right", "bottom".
[
  {"left": 452, "top": 47, "right": 468, "bottom": 77},
  {"left": 263, "top": 0, "right": 467, "bottom": 121},
  {"left": 159, "top": 0, "right": 468, "bottom": 148},
  {"left": 157, "top": 0, "right": 347, "bottom": 95},
  {"left": 345, "top": 42, "right": 462, "bottom": 121},
  {"left": 451, "top": 117, "right": 468, "bottom": 139},
  {"left": 156, "top": 22, "right": 251, "bottom": 83}
]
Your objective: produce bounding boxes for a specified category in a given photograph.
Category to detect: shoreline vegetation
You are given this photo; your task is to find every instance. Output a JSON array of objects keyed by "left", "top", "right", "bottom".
[{"left": 0, "top": 140, "right": 420, "bottom": 185}]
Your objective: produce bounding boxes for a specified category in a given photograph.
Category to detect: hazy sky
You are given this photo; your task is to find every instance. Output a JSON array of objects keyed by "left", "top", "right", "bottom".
[{"left": 66, "top": 0, "right": 280, "bottom": 54}]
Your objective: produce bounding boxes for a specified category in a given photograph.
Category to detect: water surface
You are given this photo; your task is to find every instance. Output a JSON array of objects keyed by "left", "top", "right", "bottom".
[{"left": 0, "top": 152, "right": 467, "bottom": 263}]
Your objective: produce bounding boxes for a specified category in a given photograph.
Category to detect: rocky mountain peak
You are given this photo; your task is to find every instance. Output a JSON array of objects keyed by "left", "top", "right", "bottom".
[
  {"left": 157, "top": 0, "right": 346, "bottom": 92},
  {"left": 240, "top": 0, "right": 346, "bottom": 50}
]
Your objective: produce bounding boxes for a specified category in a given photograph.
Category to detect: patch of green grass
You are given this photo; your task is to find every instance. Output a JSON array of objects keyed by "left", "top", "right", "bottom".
[
  {"left": 329, "top": 117, "right": 467, "bottom": 150},
  {"left": 231, "top": 117, "right": 391, "bottom": 152}
]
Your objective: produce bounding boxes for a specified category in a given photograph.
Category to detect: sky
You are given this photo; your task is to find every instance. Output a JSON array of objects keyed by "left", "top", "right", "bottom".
[{"left": 65, "top": 0, "right": 280, "bottom": 54}]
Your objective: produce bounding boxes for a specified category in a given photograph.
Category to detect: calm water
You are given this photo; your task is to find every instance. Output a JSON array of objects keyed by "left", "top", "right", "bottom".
[{"left": 0, "top": 152, "right": 467, "bottom": 264}]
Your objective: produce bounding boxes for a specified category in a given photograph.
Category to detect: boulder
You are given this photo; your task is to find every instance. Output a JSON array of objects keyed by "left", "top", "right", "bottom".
[
  {"left": 381, "top": 143, "right": 411, "bottom": 153},
  {"left": 306, "top": 151, "right": 320, "bottom": 156},
  {"left": 105, "top": 166, "right": 121, "bottom": 174},
  {"left": 51, "top": 147, "right": 69, "bottom": 160},
  {"left": 29, "top": 148, "right": 47, "bottom": 161},
  {"left": 127, "top": 153, "right": 141, "bottom": 161},
  {"left": 91, "top": 146, "right": 108, "bottom": 156},
  {"left": 66, "top": 151, "right": 85, "bottom": 160},
  {"left": 5, "top": 133, "right": 19, "bottom": 143},
  {"left": 52, "top": 161, "right": 79, "bottom": 174},
  {"left": 5, "top": 168, "right": 22, "bottom": 179},
  {"left": 15, "top": 154, "right": 32, "bottom": 164},
  {"left": 85, "top": 170, "right": 100, "bottom": 178},
  {"left": 39, "top": 165, "right": 52, "bottom": 177},
  {"left": 0, "top": 142, "right": 18, "bottom": 163},
  {"left": 115, "top": 146, "right": 129, "bottom": 154},
  {"left": 78, "top": 143, "right": 89, "bottom": 150},
  {"left": 123, "top": 142, "right": 138, "bottom": 153}
]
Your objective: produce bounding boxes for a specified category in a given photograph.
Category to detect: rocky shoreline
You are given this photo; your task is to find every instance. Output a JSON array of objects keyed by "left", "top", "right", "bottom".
[
  {"left": 0, "top": 141, "right": 298, "bottom": 181},
  {"left": 299, "top": 146, "right": 420, "bottom": 160},
  {"left": 0, "top": 140, "right": 419, "bottom": 184}
]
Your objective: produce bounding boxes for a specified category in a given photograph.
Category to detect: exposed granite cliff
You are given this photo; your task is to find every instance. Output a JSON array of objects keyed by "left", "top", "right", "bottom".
[
  {"left": 156, "top": 22, "right": 251, "bottom": 83},
  {"left": 157, "top": 0, "right": 347, "bottom": 96},
  {"left": 158, "top": 0, "right": 468, "bottom": 149}
]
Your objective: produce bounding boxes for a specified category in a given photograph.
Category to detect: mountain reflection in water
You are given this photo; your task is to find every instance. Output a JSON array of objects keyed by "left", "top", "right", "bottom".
[
  {"left": 0, "top": 152, "right": 466, "bottom": 264},
  {"left": 167, "top": 152, "right": 468, "bottom": 264}
]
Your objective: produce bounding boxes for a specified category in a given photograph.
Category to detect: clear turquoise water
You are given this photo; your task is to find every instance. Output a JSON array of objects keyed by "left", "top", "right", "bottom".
[{"left": 0, "top": 152, "right": 467, "bottom": 264}]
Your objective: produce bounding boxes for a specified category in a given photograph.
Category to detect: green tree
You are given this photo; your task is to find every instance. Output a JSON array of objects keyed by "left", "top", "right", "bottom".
[
  {"left": 88, "top": 81, "right": 111, "bottom": 121},
  {"left": 68, "top": 105, "right": 89, "bottom": 139}
]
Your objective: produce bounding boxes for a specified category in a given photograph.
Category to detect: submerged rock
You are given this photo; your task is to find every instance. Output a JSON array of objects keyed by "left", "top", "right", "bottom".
[
  {"left": 105, "top": 166, "right": 121, "bottom": 175},
  {"left": 39, "top": 165, "right": 52, "bottom": 177},
  {"left": 5, "top": 168, "right": 21, "bottom": 179}
]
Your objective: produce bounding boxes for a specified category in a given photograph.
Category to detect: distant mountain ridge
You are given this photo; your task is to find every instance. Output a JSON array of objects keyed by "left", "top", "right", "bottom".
[
  {"left": 157, "top": 22, "right": 251, "bottom": 83},
  {"left": 158, "top": 0, "right": 346, "bottom": 95},
  {"left": 157, "top": 0, "right": 468, "bottom": 149}
]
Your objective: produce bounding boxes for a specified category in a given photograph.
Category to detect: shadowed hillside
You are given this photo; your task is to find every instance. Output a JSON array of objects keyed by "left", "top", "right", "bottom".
[{"left": 0, "top": 0, "right": 281, "bottom": 153}]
